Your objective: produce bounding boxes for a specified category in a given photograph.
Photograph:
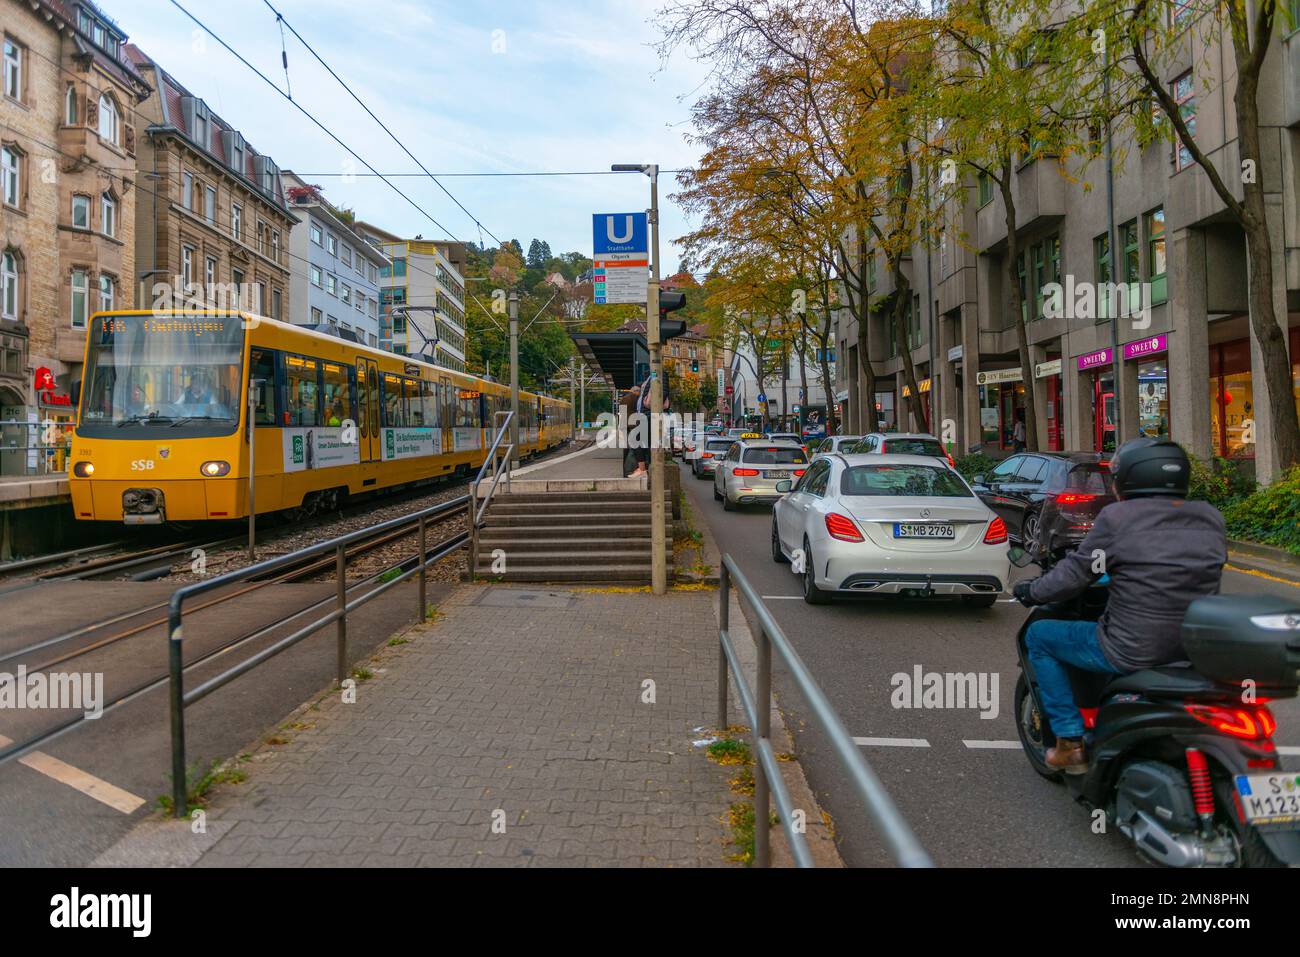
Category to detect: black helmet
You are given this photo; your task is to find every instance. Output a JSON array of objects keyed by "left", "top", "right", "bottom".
[{"left": 1110, "top": 437, "right": 1189, "bottom": 499}]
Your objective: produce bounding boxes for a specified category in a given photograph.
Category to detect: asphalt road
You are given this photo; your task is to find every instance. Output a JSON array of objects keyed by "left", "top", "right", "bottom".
[{"left": 679, "top": 458, "right": 1300, "bottom": 868}]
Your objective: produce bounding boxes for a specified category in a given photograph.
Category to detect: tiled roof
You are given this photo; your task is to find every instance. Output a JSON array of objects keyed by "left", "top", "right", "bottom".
[{"left": 37, "top": 0, "right": 151, "bottom": 94}]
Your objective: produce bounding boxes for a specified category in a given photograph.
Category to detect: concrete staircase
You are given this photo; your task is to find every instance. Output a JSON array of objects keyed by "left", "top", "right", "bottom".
[{"left": 472, "top": 490, "right": 672, "bottom": 584}]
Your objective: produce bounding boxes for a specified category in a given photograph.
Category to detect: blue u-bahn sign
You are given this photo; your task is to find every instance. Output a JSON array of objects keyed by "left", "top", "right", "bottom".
[{"left": 593, "top": 212, "right": 648, "bottom": 257}]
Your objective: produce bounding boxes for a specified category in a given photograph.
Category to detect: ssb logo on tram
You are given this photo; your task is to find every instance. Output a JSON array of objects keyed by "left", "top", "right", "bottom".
[{"left": 130, "top": 459, "right": 156, "bottom": 471}]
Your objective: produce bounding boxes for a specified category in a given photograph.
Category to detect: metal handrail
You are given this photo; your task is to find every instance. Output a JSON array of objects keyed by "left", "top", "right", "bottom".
[
  {"left": 717, "top": 554, "right": 933, "bottom": 868},
  {"left": 166, "top": 495, "right": 468, "bottom": 816},
  {"left": 468, "top": 411, "right": 514, "bottom": 575}
]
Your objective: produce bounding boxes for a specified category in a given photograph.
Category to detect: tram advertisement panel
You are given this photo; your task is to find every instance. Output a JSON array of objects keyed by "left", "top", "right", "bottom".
[
  {"left": 381, "top": 427, "right": 443, "bottom": 461},
  {"left": 282, "top": 427, "right": 362, "bottom": 472},
  {"left": 451, "top": 427, "right": 481, "bottom": 452}
]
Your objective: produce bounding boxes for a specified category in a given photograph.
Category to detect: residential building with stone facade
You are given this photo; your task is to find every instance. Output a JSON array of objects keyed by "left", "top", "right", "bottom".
[
  {"left": 834, "top": 10, "right": 1300, "bottom": 482},
  {"left": 123, "top": 44, "right": 295, "bottom": 328},
  {"left": 1, "top": 0, "right": 150, "bottom": 473}
]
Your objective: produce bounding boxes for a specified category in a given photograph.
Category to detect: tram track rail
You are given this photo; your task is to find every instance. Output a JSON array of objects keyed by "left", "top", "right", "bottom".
[{"left": 0, "top": 498, "right": 471, "bottom": 770}]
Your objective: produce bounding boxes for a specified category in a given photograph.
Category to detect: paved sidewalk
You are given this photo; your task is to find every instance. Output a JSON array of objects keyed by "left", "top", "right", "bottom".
[{"left": 109, "top": 585, "right": 751, "bottom": 867}]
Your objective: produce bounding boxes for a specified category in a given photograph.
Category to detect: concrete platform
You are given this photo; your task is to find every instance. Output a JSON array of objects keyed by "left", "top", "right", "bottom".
[
  {"left": 0, "top": 473, "right": 70, "bottom": 509},
  {"left": 489, "top": 444, "right": 648, "bottom": 495}
]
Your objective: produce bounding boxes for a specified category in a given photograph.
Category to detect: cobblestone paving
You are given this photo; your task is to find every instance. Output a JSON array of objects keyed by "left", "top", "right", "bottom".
[{"left": 196, "top": 585, "right": 740, "bottom": 867}]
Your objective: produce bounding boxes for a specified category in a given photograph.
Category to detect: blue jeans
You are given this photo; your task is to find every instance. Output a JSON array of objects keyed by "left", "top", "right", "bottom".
[{"left": 1025, "top": 619, "right": 1123, "bottom": 739}]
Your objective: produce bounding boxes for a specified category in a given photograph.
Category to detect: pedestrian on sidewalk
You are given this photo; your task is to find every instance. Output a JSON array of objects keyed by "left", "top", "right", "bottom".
[{"left": 1013, "top": 409, "right": 1027, "bottom": 452}]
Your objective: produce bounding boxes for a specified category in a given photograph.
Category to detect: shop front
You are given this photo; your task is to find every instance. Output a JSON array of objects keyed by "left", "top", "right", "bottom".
[
  {"left": 873, "top": 389, "right": 897, "bottom": 431},
  {"left": 1124, "top": 334, "right": 1170, "bottom": 439},
  {"left": 1034, "top": 358, "right": 1064, "bottom": 451},
  {"left": 1210, "top": 327, "right": 1300, "bottom": 460},
  {"left": 900, "top": 377, "right": 932, "bottom": 433},
  {"left": 35, "top": 366, "right": 77, "bottom": 474},
  {"left": 975, "top": 367, "right": 1025, "bottom": 451},
  {"left": 1077, "top": 347, "right": 1116, "bottom": 453}
]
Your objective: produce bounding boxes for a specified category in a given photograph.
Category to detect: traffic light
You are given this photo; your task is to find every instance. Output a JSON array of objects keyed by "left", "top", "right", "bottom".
[
  {"left": 691, "top": 359, "right": 699, "bottom": 373},
  {"left": 659, "top": 289, "right": 687, "bottom": 340}
]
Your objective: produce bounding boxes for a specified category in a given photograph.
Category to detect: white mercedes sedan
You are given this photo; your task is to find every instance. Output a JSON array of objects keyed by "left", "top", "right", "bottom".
[{"left": 771, "top": 453, "right": 1011, "bottom": 606}]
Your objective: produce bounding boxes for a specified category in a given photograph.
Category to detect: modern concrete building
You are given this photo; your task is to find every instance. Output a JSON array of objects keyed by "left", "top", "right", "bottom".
[
  {"left": 125, "top": 43, "right": 296, "bottom": 325},
  {"left": 1, "top": 0, "right": 151, "bottom": 473},
  {"left": 283, "top": 172, "right": 386, "bottom": 347},
  {"left": 356, "top": 222, "right": 468, "bottom": 371},
  {"left": 834, "top": 11, "right": 1300, "bottom": 482}
]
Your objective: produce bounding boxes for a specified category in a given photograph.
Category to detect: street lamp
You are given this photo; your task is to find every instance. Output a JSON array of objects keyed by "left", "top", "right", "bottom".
[{"left": 611, "top": 163, "right": 666, "bottom": 596}]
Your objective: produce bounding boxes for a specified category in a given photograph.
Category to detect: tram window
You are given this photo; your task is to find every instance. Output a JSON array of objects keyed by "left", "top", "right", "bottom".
[
  {"left": 420, "top": 380, "right": 439, "bottom": 429},
  {"left": 250, "top": 349, "right": 276, "bottom": 425},
  {"left": 285, "top": 356, "right": 320, "bottom": 426},
  {"left": 383, "top": 374, "right": 405, "bottom": 427},
  {"left": 322, "top": 362, "right": 350, "bottom": 427},
  {"left": 405, "top": 378, "right": 423, "bottom": 427},
  {"left": 356, "top": 364, "right": 369, "bottom": 439},
  {"left": 457, "top": 390, "right": 478, "bottom": 427}
]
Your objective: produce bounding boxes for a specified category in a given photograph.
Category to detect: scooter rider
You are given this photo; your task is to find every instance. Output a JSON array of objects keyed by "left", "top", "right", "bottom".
[{"left": 1012, "top": 438, "right": 1227, "bottom": 773}]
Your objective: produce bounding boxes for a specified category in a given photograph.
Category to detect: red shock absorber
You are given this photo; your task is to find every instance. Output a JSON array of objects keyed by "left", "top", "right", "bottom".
[{"left": 1185, "top": 748, "right": 1216, "bottom": 837}]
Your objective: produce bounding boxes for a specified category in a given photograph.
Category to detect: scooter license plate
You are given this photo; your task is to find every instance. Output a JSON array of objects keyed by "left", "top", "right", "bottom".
[{"left": 1234, "top": 773, "right": 1300, "bottom": 825}]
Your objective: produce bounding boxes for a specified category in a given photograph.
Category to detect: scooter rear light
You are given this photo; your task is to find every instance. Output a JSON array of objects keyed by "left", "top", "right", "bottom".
[
  {"left": 825, "top": 512, "right": 864, "bottom": 542},
  {"left": 1184, "top": 702, "right": 1277, "bottom": 740},
  {"left": 983, "top": 516, "right": 1008, "bottom": 544}
]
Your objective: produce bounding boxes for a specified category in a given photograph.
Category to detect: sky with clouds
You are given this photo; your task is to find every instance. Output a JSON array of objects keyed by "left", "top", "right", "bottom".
[{"left": 106, "top": 0, "right": 713, "bottom": 273}]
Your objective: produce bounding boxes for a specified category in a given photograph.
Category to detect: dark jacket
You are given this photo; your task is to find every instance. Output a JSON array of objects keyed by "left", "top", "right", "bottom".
[{"left": 1027, "top": 497, "right": 1226, "bottom": 671}]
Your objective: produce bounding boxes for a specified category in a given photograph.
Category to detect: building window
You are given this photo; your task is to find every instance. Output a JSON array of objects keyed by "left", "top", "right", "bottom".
[
  {"left": 341, "top": 245, "right": 352, "bottom": 267},
  {"left": 97, "top": 93, "right": 118, "bottom": 145},
  {"left": 193, "top": 111, "right": 208, "bottom": 152},
  {"left": 310, "top": 265, "right": 322, "bottom": 287},
  {"left": 1172, "top": 71, "right": 1196, "bottom": 170},
  {"left": 204, "top": 185, "right": 216, "bottom": 224},
  {"left": 71, "top": 193, "right": 90, "bottom": 229},
  {"left": 326, "top": 274, "right": 337, "bottom": 296},
  {"left": 205, "top": 256, "right": 216, "bottom": 292},
  {"left": 1146, "top": 207, "right": 1167, "bottom": 303},
  {"left": 232, "top": 269, "right": 244, "bottom": 306},
  {"left": 70, "top": 268, "right": 88, "bottom": 328},
  {"left": 272, "top": 287, "right": 281, "bottom": 321},
  {"left": 310, "top": 220, "right": 322, "bottom": 245},
  {"left": 326, "top": 232, "right": 337, "bottom": 256},
  {"left": 341, "top": 283, "right": 351, "bottom": 305},
  {"left": 181, "top": 245, "right": 194, "bottom": 286},
  {"left": 1, "top": 145, "right": 18, "bottom": 207},
  {"left": 65, "top": 84, "right": 78, "bottom": 125},
  {"left": 311, "top": 306, "right": 322, "bottom": 324},
  {"left": 3, "top": 39, "right": 20, "bottom": 101},
  {"left": 977, "top": 171, "right": 993, "bottom": 207},
  {"left": 1170, "top": 0, "right": 1195, "bottom": 25},
  {"left": 1121, "top": 219, "right": 1139, "bottom": 283},
  {"left": 182, "top": 172, "right": 193, "bottom": 210},
  {"left": 99, "top": 274, "right": 115, "bottom": 312},
  {"left": 271, "top": 230, "right": 280, "bottom": 261},
  {"left": 231, "top": 203, "right": 242, "bottom": 241},
  {"left": 1, "top": 250, "right": 17, "bottom": 320},
  {"left": 101, "top": 192, "right": 117, "bottom": 237}
]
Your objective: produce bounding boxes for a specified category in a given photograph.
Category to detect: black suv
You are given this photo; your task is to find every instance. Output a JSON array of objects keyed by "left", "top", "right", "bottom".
[{"left": 969, "top": 452, "right": 1116, "bottom": 555}]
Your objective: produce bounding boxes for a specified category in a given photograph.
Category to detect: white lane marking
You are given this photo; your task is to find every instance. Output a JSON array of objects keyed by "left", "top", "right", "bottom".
[
  {"left": 1278, "top": 746, "right": 1300, "bottom": 756},
  {"left": 761, "top": 595, "right": 804, "bottom": 600},
  {"left": 0, "top": 733, "right": 145, "bottom": 814},
  {"left": 854, "top": 736, "right": 931, "bottom": 748},
  {"left": 963, "top": 739, "right": 1022, "bottom": 750}
]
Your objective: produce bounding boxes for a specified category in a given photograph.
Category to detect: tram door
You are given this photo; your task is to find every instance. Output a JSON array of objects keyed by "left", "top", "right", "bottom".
[{"left": 357, "top": 358, "right": 381, "bottom": 463}]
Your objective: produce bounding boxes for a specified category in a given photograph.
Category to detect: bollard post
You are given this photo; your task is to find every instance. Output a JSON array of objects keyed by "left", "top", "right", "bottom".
[
  {"left": 717, "top": 562, "right": 730, "bottom": 731},
  {"left": 754, "top": 624, "right": 773, "bottom": 867},
  {"left": 418, "top": 513, "right": 427, "bottom": 620},
  {"left": 168, "top": 609, "right": 187, "bottom": 818},
  {"left": 336, "top": 543, "right": 347, "bottom": 685}
]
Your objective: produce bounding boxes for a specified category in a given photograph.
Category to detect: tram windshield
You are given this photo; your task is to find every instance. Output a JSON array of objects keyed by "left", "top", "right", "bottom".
[{"left": 79, "top": 313, "right": 245, "bottom": 437}]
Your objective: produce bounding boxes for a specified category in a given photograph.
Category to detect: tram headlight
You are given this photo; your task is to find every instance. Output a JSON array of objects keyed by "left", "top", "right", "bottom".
[
  {"left": 73, "top": 461, "right": 95, "bottom": 477},
  {"left": 200, "top": 460, "right": 231, "bottom": 477}
]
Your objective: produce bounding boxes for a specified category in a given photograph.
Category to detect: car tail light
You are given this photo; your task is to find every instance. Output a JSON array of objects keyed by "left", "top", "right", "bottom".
[
  {"left": 1184, "top": 702, "right": 1277, "bottom": 740},
  {"left": 733, "top": 467, "right": 759, "bottom": 477},
  {"left": 1056, "top": 493, "right": 1098, "bottom": 506},
  {"left": 701, "top": 452, "right": 713, "bottom": 459},
  {"left": 793, "top": 469, "right": 806, "bottom": 477},
  {"left": 983, "top": 516, "right": 1008, "bottom": 544},
  {"left": 825, "top": 512, "right": 864, "bottom": 542}
]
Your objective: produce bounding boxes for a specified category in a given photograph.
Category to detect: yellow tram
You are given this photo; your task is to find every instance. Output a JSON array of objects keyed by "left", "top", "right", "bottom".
[{"left": 68, "top": 310, "right": 572, "bottom": 524}]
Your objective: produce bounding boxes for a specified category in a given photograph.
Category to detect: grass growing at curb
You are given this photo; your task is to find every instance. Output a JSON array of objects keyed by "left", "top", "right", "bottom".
[
  {"left": 377, "top": 566, "right": 403, "bottom": 584},
  {"left": 157, "top": 759, "right": 248, "bottom": 816}
]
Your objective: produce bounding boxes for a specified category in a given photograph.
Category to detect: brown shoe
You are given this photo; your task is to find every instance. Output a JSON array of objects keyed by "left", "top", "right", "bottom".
[{"left": 1046, "top": 737, "right": 1088, "bottom": 774}]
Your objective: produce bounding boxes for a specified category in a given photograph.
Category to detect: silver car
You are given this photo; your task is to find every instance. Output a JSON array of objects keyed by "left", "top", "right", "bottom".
[
  {"left": 771, "top": 453, "right": 1011, "bottom": 606},
  {"left": 714, "top": 438, "right": 809, "bottom": 510},
  {"left": 809, "top": 435, "right": 862, "bottom": 459},
  {"left": 691, "top": 436, "right": 736, "bottom": 478},
  {"left": 847, "top": 432, "right": 955, "bottom": 468}
]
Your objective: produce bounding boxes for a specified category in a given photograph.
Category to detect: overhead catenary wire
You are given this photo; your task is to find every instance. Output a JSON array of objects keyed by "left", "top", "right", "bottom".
[
  {"left": 261, "top": 0, "right": 504, "bottom": 249},
  {"left": 168, "top": 0, "right": 468, "bottom": 246}
]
